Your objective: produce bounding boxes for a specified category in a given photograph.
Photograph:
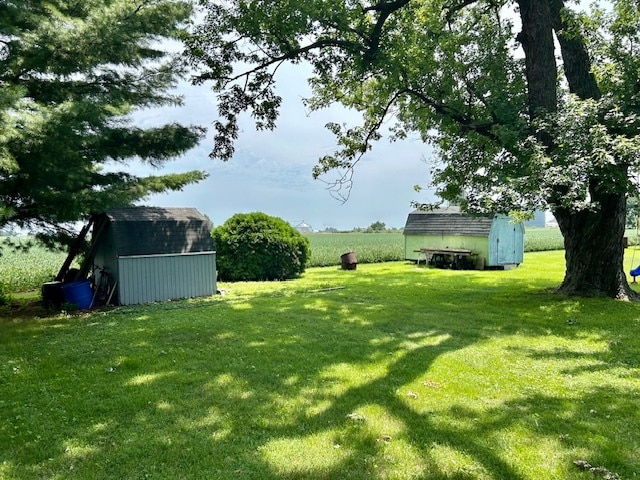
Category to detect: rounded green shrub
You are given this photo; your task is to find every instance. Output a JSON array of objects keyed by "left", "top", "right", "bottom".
[{"left": 212, "top": 212, "right": 311, "bottom": 281}]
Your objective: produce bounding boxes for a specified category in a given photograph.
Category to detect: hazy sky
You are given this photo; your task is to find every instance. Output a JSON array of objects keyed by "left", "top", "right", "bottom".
[{"left": 133, "top": 63, "right": 434, "bottom": 231}]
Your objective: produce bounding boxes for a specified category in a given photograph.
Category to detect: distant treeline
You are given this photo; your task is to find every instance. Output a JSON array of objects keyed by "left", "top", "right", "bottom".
[{"left": 317, "top": 221, "right": 403, "bottom": 234}]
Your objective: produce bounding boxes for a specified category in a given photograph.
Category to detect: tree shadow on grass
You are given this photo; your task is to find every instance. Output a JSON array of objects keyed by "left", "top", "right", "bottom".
[{"left": 1, "top": 265, "right": 639, "bottom": 479}]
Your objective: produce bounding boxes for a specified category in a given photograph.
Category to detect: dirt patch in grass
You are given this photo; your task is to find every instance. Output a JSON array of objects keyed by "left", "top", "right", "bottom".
[{"left": 0, "top": 298, "right": 57, "bottom": 320}]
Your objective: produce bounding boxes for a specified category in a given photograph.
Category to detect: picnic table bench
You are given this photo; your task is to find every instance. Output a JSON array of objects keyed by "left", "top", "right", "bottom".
[{"left": 414, "top": 247, "right": 476, "bottom": 269}]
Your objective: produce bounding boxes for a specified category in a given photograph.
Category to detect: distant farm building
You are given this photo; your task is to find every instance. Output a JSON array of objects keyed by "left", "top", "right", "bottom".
[
  {"left": 295, "top": 221, "right": 313, "bottom": 233},
  {"left": 403, "top": 207, "right": 524, "bottom": 269},
  {"left": 88, "top": 207, "right": 216, "bottom": 305}
]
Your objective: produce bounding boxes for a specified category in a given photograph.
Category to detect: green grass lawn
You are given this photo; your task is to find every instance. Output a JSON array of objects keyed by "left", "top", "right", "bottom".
[
  {"left": 1, "top": 251, "right": 639, "bottom": 479},
  {"left": 3, "top": 227, "right": 638, "bottom": 293}
]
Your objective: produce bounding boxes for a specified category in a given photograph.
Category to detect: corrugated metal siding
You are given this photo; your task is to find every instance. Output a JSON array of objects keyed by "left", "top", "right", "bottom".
[{"left": 118, "top": 252, "right": 216, "bottom": 305}]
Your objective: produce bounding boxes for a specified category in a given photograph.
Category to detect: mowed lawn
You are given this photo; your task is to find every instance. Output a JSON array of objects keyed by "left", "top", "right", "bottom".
[{"left": 1, "top": 251, "right": 639, "bottom": 479}]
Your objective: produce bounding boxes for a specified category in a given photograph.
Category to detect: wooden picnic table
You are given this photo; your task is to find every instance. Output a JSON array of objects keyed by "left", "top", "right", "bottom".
[{"left": 414, "top": 248, "right": 476, "bottom": 269}]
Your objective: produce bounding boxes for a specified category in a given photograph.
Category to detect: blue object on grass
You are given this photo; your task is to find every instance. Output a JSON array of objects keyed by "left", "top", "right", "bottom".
[
  {"left": 62, "top": 280, "right": 93, "bottom": 310},
  {"left": 631, "top": 265, "right": 640, "bottom": 277}
]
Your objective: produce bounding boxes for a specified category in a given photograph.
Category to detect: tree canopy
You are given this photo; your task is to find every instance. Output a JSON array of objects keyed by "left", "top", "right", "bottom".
[
  {"left": 186, "top": 0, "right": 640, "bottom": 299},
  {"left": 368, "top": 221, "right": 386, "bottom": 232},
  {"left": 0, "top": 0, "right": 206, "bottom": 245}
]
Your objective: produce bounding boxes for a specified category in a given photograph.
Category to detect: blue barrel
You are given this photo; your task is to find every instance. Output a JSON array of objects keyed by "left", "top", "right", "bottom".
[{"left": 62, "top": 280, "right": 93, "bottom": 310}]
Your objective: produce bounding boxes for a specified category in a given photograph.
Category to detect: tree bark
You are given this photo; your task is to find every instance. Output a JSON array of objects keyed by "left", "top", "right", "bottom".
[
  {"left": 516, "top": 0, "right": 558, "bottom": 117},
  {"left": 554, "top": 187, "right": 636, "bottom": 299},
  {"left": 549, "top": 0, "right": 601, "bottom": 101},
  {"left": 517, "top": 0, "right": 636, "bottom": 299}
]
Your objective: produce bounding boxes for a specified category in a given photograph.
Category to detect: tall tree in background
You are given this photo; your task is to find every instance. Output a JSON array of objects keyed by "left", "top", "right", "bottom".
[
  {"left": 186, "top": 0, "right": 640, "bottom": 299},
  {"left": 0, "top": 0, "right": 206, "bottom": 244}
]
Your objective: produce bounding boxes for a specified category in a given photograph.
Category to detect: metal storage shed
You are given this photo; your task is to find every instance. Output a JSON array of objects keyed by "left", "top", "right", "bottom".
[
  {"left": 403, "top": 206, "right": 524, "bottom": 269},
  {"left": 90, "top": 207, "right": 216, "bottom": 305}
]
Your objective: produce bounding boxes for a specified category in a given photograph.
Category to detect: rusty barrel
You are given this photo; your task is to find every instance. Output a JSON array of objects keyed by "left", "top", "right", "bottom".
[{"left": 340, "top": 251, "right": 357, "bottom": 270}]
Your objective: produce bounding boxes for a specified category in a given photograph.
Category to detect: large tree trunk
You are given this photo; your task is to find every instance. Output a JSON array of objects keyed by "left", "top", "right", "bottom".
[
  {"left": 548, "top": 0, "right": 634, "bottom": 298},
  {"left": 517, "top": 0, "right": 635, "bottom": 299},
  {"left": 554, "top": 189, "right": 637, "bottom": 299},
  {"left": 549, "top": 0, "right": 601, "bottom": 101}
]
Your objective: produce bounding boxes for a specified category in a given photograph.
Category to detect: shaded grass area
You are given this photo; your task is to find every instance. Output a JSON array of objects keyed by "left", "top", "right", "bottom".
[{"left": 1, "top": 251, "right": 640, "bottom": 479}]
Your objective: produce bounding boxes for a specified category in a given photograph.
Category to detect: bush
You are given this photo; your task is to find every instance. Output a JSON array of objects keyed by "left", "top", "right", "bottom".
[{"left": 212, "top": 212, "right": 311, "bottom": 281}]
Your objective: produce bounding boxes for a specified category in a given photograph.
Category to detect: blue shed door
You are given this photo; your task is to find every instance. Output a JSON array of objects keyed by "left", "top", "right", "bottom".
[{"left": 496, "top": 226, "right": 521, "bottom": 264}]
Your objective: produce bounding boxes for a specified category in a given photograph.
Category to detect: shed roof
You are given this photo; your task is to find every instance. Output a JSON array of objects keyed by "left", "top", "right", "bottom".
[
  {"left": 99, "top": 207, "right": 214, "bottom": 256},
  {"left": 403, "top": 207, "right": 494, "bottom": 237}
]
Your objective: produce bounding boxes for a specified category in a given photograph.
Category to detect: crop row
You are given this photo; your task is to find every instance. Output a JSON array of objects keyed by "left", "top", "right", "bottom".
[
  {"left": 0, "top": 240, "right": 69, "bottom": 294},
  {"left": 305, "top": 228, "right": 569, "bottom": 267},
  {"left": 2, "top": 228, "right": 638, "bottom": 294},
  {"left": 307, "top": 232, "right": 405, "bottom": 267}
]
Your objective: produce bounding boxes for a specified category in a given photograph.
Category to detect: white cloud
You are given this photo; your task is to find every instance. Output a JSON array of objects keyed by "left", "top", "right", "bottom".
[{"left": 130, "top": 63, "right": 433, "bottom": 230}]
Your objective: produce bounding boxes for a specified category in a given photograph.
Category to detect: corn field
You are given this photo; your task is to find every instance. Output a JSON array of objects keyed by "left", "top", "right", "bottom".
[
  {"left": 0, "top": 238, "right": 70, "bottom": 294},
  {"left": 2, "top": 228, "right": 637, "bottom": 295},
  {"left": 307, "top": 232, "right": 404, "bottom": 267},
  {"left": 304, "top": 228, "right": 568, "bottom": 267}
]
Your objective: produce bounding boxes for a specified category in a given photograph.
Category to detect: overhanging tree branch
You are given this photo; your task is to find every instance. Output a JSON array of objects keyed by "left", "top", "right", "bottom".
[
  {"left": 314, "top": 89, "right": 407, "bottom": 202},
  {"left": 362, "top": 0, "right": 412, "bottom": 62},
  {"left": 404, "top": 88, "right": 501, "bottom": 142},
  {"left": 549, "top": 0, "right": 600, "bottom": 101},
  {"left": 195, "top": 37, "right": 366, "bottom": 86}
]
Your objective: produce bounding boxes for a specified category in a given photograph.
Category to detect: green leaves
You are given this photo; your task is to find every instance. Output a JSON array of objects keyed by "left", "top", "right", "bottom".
[
  {"left": 0, "top": 0, "right": 206, "bottom": 238},
  {"left": 185, "top": 0, "right": 640, "bottom": 297},
  {"left": 186, "top": 0, "right": 533, "bottom": 205},
  {"left": 212, "top": 212, "right": 311, "bottom": 281},
  {"left": 186, "top": 0, "right": 640, "bottom": 215}
]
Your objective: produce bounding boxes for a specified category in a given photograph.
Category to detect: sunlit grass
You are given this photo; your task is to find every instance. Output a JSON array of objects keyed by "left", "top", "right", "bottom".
[
  {"left": 1, "top": 252, "right": 639, "bottom": 479},
  {"left": 2, "top": 227, "right": 636, "bottom": 294}
]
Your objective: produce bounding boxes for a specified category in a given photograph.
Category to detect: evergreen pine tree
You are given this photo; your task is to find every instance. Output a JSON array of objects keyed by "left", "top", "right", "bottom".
[{"left": 0, "top": 0, "right": 206, "bottom": 243}]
